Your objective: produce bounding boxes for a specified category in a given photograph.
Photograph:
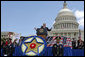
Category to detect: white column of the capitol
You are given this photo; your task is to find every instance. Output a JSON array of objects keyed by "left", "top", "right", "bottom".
[{"left": 64, "top": 1, "right": 67, "bottom": 37}]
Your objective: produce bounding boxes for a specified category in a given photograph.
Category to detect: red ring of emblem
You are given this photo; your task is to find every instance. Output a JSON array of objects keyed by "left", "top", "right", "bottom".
[{"left": 30, "top": 43, "right": 36, "bottom": 49}]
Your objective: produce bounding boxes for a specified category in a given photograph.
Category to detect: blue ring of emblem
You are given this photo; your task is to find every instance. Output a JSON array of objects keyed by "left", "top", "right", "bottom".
[{"left": 20, "top": 36, "right": 47, "bottom": 56}]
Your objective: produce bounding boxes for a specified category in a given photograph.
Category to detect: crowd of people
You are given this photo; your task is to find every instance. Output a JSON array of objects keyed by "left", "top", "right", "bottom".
[
  {"left": 1, "top": 38, "right": 23, "bottom": 56},
  {"left": 72, "top": 38, "right": 84, "bottom": 49},
  {"left": 1, "top": 36, "right": 84, "bottom": 56},
  {"left": 51, "top": 37, "right": 84, "bottom": 56}
]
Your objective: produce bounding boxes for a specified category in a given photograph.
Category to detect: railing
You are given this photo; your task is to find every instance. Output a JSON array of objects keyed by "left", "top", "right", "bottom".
[{"left": 1, "top": 47, "right": 84, "bottom": 56}]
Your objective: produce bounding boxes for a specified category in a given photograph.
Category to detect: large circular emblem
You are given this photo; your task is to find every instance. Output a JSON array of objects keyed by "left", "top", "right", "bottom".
[{"left": 20, "top": 36, "right": 47, "bottom": 56}]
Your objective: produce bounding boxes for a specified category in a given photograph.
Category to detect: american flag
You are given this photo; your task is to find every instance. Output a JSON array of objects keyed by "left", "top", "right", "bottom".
[{"left": 47, "top": 36, "right": 72, "bottom": 48}]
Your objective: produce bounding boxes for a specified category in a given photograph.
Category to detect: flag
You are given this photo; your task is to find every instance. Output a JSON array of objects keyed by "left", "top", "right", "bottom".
[{"left": 47, "top": 36, "right": 72, "bottom": 48}]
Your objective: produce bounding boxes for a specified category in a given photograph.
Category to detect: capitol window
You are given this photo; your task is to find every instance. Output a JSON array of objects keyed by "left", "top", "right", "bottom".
[
  {"left": 62, "top": 17, "right": 63, "bottom": 20},
  {"left": 66, "top": 17, "right": 67, "bottom": 20},
  {"left": 65, "top": 17, "right": 66, "bottom": 20},
  {"left": 72, "top": 18, "right": 74, "bottom": 20},
  {"left": 74, "top": 33, "right": 76, "bottom": 36},
  {"left": 65, "top": 23, "right": 66, "bottom": 28},
  {"left": 63, "top": 24, "right": 64, "bottom": 28},
  {"left": 72, "top": 18, "right": 73, "bottom": 20},
  {"left": 71, "top": 17, "right": 72, "bottom": 20},
  {"left": 63, "top": 17, "right": 64, "bottom": 20},
  {"left": 64, "top": 17, "right": 65, "bottom": 20},
  {"left": 72, "top": 24, "right": 73, "bottom": 28}
]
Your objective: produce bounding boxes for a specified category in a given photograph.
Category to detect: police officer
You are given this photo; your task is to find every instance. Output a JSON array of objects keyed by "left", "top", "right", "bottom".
[{"left": 52, "top": 44, "right": 58, "bottom": 56}]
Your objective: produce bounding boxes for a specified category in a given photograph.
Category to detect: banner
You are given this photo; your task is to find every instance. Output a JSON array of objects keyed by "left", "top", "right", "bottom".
[
  {"left": 12, "top": 33, "right": 21, "bottom": 43},
  {"left": 15, "top": 33, "right": 21, "bottom": 43}
]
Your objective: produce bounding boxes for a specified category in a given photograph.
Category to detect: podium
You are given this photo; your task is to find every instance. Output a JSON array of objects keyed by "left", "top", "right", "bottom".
[
  {"left": 36, "top": 28, "right": 47, "bottom": 40},
  {"left": 37, "top": 35, "right": 46, "bottom": 40}
]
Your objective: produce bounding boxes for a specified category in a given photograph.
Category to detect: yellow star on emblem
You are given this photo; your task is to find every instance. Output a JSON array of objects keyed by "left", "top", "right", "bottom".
[{"left": 25, "top": 38, "right": 43, "bottom": 53}]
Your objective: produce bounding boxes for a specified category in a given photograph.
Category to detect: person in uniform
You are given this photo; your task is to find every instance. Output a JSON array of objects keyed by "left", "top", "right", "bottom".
[
  {"left": 59, "top": 44, "right": 63, "bottom": 56},
  {"left": 72, "top": 38, "right": 77, "bottom": 49},
  {"left": 52, "top": 44, "right": 58, "bottom": 56}
]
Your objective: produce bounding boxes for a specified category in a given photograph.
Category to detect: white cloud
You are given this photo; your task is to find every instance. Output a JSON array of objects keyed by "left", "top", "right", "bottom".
[
  {"left": 75, "top": 10, "right": 84, "bottom": 19},
  {"left": 74, "top": 10, "right": 84, "bottom": 29},
  {"left": 77, "top": 18, "right": 84, "bottom": 26}
]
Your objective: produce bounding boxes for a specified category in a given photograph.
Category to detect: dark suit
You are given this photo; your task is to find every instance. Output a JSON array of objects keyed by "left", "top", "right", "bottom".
[
  {"left": 36, "top": 26, "right": 51, "bottom": 40},
  {"left": 77, "top": 40, "right": 84, "bottom": 49},
  {"left": 41, "top": 26, "right": 51, "bottom": 36},
  {"left": 52, "top": 44, "right": 57, "bottom": 56},
  {"left": 59, "top": 47, "right": 63, "bottom": 56},
  {"left": 72, "top": 41, "right": 76, "bottom": 49}
]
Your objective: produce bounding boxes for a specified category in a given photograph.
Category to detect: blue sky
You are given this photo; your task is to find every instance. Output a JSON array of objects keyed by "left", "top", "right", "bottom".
[{"left": 1, "top": 1, "right": 84, "bottom": 36}]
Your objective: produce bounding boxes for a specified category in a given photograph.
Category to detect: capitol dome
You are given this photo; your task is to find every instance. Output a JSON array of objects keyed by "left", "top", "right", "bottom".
[
  {"left": 54, "top": 1, "right": 79, "bottom": 29},
  {"left": 59, "top": 8, "right": 72, "bottom": 13},
  {"left": 58, "top": 8, "right": 74, "bottom": 17},
  {"left": 48, "top": 1, "right": 84, "bottom": 41},
  {"left": 57, "top": 2, "right": 74, "bottom": 17}
]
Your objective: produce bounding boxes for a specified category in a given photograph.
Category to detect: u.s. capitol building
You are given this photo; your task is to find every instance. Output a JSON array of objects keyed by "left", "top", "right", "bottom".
[{"left": 48, "top": 1, "right": 84, "bottom": 41}]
